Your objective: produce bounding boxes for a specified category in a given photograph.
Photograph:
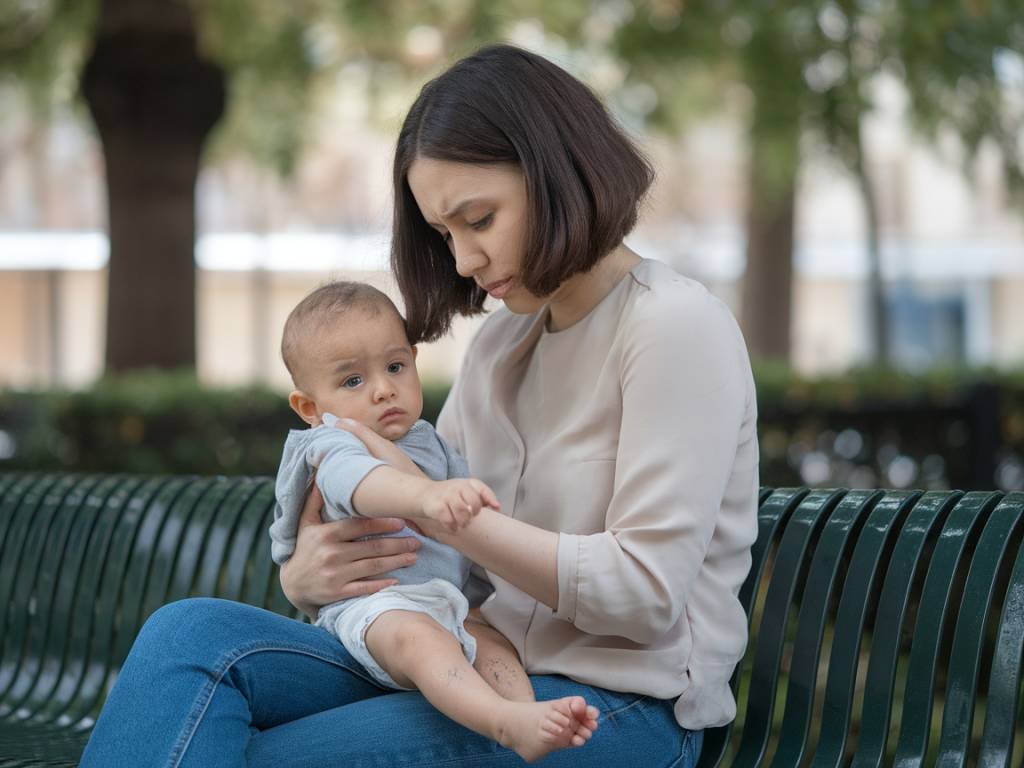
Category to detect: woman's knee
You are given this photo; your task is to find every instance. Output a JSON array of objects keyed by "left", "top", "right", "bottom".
[{"left": 135, "top": 597, "right": 264, "bottom": 658}]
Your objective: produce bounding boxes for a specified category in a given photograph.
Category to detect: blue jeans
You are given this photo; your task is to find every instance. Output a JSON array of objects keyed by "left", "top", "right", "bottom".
[{"left": 80, "top": 598, "right": 703, "bottom": 767}]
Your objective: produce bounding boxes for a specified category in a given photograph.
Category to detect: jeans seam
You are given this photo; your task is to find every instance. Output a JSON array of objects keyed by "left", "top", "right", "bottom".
[
  {"left": 670, "top": 729, "right": 702, "bottom": 768},
  {"left": 598, "top": 694, "right": 651, "bottom": 723},
  {"left": 166, "top": 643, "right": 378, "bottom": 768},
  {"left": 665, "top": 732, "right": 689, "bottom": 768}
]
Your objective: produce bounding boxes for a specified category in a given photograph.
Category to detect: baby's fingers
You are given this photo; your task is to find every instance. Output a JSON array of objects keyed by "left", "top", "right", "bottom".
[
  {"left": 457, "top": 488, "right": 485, "bottom": 516},
  {"left": 472, "top": 480, "right": 501, "bottom": 511},
  {"left": 442, "top": 510, "right": 460, "bottom": 532}
]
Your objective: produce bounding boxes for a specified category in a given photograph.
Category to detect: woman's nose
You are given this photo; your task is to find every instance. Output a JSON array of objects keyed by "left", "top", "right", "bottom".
[{"left": 450, "top": 236, "right": 487, "bottom": 278}]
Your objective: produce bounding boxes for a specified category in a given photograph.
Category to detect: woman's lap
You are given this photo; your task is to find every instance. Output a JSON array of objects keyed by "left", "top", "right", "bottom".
[
  {"left": 80, "top": 597, "right": 702, "bottom": 768},
  {"left": 248, "top": 677, "right": 702, "bottom": 768}
]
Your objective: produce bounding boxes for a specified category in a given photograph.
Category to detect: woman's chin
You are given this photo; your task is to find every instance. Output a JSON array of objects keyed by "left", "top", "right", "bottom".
[{"left": 500, "top": 292, "right": 545, "bottom": 315}]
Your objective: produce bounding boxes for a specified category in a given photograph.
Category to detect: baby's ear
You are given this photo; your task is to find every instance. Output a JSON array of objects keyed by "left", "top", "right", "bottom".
[
  {"left": 288, "top": 390, "right": 320, "bottom": 426},
  {"left": 411, "top": 345, "right": 418, "bottom": 360}
]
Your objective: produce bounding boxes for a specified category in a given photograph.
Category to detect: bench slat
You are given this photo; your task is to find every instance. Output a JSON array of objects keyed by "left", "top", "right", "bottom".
[
  {"left": 0, "top": 475, "right": 83, "bottom": 703},
  {"left": 893, "top": 491, "right": 1003, "bottom": 767},
  {"left": 811, "top": 491, "right": 922, "bottom": 768},
  {"left": 935, "top": 495, "right": 1024, "bottom": 767},
  {"left": 731, "top": 488, "right": 846, "bottom": 767},
  {"left": 698, "top": 487, "right": 806, "bottom": 768},
  {"left": 772, "top": 489, "right": 885, "bottom": 766},
  {"left": 851, "top": 490, "right": 964, "bottom": 768},
  {"left": 978, "top": 492, "right": 1024, "bottom": 768},
  {"left": 0, "top": 477, "right": 138, "bottom": 722}
]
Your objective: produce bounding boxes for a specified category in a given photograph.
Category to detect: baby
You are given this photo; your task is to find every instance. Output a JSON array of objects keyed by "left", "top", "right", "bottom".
[{"left": 269, "top": 281, "right": 598, "bottom": 762}]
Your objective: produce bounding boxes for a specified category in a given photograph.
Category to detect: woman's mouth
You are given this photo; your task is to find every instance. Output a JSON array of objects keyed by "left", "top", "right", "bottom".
[{"left": 483, "top": 278, "right": 514, "bottom": 299}]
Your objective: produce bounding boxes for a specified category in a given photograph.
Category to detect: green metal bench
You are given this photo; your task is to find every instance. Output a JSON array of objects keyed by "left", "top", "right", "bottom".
[{"left": 0, "top": 474, "right": 1021, "bottom": 766}]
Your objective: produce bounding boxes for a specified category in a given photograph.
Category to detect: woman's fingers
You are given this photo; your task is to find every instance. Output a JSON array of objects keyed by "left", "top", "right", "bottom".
[
  {"left": 341, "top": 530, "right": 419, "bottom": 561},
  {"left": 341, "top": 546, "right": 419, "bottom": 580},
  {"left": 479, "top": 487, "right": 499, "bottom": 512},
  {"left": 325, "top": 515, "right": 406, "bottom": 542},
  {"left": 335, "top": 578, "right": 401, "bottom": 601}
]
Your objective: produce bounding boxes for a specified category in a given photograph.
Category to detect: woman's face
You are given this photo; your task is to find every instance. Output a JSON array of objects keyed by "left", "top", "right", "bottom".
[{"left": 406, "top": 157, "right": 547, "bottom": 315}]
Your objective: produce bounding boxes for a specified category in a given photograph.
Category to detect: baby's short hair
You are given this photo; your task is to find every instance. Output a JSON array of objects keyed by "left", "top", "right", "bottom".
[{"left": 281, "top": 281, "right": 404, "bottom": 386}]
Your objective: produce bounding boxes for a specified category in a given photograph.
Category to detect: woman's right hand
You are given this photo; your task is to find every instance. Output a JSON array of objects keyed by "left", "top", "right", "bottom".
[{"left": 279, "top": 483, "right": 421, "bottom": 620}]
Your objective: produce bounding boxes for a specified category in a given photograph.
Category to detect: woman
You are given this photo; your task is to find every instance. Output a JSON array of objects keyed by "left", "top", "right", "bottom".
[{"left": 79, "top": 44, "right": 758, "bottom": 768}]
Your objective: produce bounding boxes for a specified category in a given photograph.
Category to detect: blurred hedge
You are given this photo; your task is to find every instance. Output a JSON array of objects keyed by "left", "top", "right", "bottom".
[
  {"left": 1, "top": 367, "right": 1022, "bottom": 490},
  {"left": 0, "top": 371, "right": 451, "bottom": 476}
]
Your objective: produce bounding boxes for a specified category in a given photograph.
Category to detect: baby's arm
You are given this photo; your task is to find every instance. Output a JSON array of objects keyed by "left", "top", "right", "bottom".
[{"left": 352, "top": 467, "right": 501, "bottom": 531}]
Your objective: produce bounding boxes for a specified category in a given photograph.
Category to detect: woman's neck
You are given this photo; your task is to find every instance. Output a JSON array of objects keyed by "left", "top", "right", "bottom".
[{"left": 545, "top": 244, "right": 642, "bottom": 333}]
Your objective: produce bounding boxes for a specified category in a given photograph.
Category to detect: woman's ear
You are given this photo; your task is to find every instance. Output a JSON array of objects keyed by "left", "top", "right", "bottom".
[{"left": 288, "top": 390, "right": 320, "bottom": 426}]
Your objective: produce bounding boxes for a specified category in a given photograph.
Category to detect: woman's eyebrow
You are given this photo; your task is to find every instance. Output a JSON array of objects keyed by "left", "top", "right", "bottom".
[
  {"left": 441, "top": 198, "right": 478, "bottom": 219},
  {"left": 428, "top": 196, "right": 492, "bottom": 226}
]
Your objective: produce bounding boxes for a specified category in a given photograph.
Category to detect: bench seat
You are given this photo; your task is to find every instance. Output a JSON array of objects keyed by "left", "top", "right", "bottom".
[{"left": 0, "top": 473, "right": 1021, "bottom": 766}]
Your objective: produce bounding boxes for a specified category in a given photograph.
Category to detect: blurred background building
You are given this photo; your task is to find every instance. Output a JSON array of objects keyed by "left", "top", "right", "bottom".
[{"left": 1, "top": 69, "right": 1021, "bottom": 388}]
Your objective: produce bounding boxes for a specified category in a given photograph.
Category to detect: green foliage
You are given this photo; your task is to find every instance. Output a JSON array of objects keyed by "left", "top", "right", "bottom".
[
  {"left": 0, "top": 0, "right": 98, "bottom": 115},
  {"left": 0, "top": 370, "right": 453, "bottom": 475},
  {"left": 2, "top": 367, "right": 1021, "bottom": 483},
  {"left": 613, "top": 0, "right": 1024, "bottom": 202},
  {"left": 890, "top": 0, "right": 1024, "bottom": 198}
]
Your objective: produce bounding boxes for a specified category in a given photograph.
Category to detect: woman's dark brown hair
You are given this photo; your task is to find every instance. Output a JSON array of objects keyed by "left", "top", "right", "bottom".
[{"left": 392, "top": 44, "right": 654, "bottom": 343}]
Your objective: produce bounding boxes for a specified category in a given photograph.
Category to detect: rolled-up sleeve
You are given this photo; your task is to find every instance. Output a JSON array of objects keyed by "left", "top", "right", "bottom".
[{"left": 552, "top": 290, "right": 749, "bottom": 644}]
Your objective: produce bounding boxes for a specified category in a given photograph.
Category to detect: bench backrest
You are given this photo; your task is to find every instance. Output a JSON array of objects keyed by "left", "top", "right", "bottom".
[
  {"left": 0, "top": 474, "right": 1021, "bottom": 766},
  {"left": 701, "top": 488, "right": 1024, "bottom": 768}
]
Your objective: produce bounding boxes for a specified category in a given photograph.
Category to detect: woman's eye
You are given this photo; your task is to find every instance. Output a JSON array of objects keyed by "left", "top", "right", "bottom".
[
  {"left": 387, "top": 362, "right": 404, "bottom": 374},
  {"left": 470, "top": 213, "right": 493, "bottom": 231},
  {"left": 342, "top": 376, "right": 362, "bottom": 389}
]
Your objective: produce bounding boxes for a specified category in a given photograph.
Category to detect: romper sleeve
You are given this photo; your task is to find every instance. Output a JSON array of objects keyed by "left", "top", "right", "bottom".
[
  {"left": 269, "top": 424, "right": 386, "bottom": 565},
  {"left": 552, "top": 286, "right": 753, "bottom": 644},
  {"left": 310, "top": 427, "right": 388, "bottom": 519}
]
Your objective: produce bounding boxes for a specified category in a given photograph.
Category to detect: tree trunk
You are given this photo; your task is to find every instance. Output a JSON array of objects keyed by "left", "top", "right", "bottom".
[
  {"left": 81, "top": 0, "right": 224, "bottom": 374},
  {"left": 740, "top": 97, "right": 800, "bottom": 363},
  {"left": 851, "top": 118, "right": 889, "bottom": 367}
]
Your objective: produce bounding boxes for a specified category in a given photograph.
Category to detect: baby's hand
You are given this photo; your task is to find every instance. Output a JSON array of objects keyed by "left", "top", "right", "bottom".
[{"left": 421, "top": 479, "right": 500, "bottom": 532}]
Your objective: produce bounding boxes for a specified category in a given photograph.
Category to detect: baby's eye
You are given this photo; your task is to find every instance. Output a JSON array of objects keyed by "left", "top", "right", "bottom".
[
  {"left": 387, "top": 362, "right": 404, "bottom": 374},
  {"left": 342, "top": 376, "right": 363, "bottom": 389},
  {"left": 470, "top": 213, "right": 493, "bottom": 231}
]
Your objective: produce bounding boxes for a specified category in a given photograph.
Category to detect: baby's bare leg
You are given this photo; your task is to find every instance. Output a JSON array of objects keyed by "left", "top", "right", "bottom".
[
  {"left": 465, "top": 609, "right": 535, "bottom": 702},
  {"left": 364, "top": 610, "right": 599, "bottom": 764}
]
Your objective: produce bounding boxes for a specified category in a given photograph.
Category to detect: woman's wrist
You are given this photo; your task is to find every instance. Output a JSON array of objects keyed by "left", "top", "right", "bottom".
[{"left": 431, "top": 508, "right": 560, "bottom": 609}]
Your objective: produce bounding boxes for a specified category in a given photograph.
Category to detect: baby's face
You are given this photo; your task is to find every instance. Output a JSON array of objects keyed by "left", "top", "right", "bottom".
[{"left": 301, "top": 308, "right": 423, "bottom": 440}]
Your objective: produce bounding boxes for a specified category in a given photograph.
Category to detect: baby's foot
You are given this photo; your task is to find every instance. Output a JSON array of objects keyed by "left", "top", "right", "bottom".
[{"left": 496, "top": 695, "right": 600, "bottom": 763}]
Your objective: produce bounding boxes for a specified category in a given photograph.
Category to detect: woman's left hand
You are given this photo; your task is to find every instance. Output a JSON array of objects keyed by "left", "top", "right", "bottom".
[{"left": 333, "top": 418, "right": 427, "bottom": 478}]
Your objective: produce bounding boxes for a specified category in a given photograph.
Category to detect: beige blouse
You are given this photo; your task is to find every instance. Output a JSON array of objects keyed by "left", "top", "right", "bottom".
[{"left": 436, "top": 258, "right": 760, "bottom": 730}]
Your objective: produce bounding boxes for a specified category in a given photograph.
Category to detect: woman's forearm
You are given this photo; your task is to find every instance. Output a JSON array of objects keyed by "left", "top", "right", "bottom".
[{"left": 432, "top": 508, "right": 560, "bottom": 609}]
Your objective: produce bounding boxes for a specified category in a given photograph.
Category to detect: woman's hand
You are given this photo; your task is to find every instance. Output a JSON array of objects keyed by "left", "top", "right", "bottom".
[
  {"left": 334, "top": 418, "right": 427, "bottom": 478},
  {"left": 279, "top": 483, "right": 421, "bottom": 620}
]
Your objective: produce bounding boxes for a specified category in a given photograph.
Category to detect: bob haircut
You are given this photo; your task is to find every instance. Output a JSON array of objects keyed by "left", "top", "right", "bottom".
[{"left": 392, "top": 43, "right": 654, "bottom": 344}]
